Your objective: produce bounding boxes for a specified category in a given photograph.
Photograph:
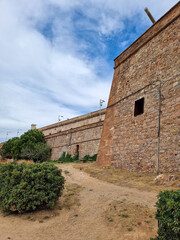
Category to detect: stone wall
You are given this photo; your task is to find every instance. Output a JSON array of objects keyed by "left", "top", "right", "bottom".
[
  {"left": 97, "top": 3, "right": 180, "bottom": 173},
  {"left": 40, "top": 109, "right": 106, "bottom": 160}
]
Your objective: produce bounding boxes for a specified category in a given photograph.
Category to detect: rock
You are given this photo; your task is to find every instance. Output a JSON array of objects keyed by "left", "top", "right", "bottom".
[
  {"left": 168, "top": 175, "right": 176, "bottom": 182},
  {"left": 154, "top": 174, "right": 165, "bottom": 182}
]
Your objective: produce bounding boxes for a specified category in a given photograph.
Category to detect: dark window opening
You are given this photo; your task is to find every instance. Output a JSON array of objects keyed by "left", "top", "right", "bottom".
[
  {"left": 76, "top": 145, "right": 79, "bottom": 155},
  {"left": 134, "top": 98, "right": 144, "bottom": 116}
]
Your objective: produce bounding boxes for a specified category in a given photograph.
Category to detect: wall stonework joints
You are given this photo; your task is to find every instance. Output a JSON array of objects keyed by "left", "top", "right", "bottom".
[
  {"left": 114, "top": 2, "right": 180, "bottom": 68},
  {"left": 44, "top": 121, "right": 103, "bottom": 140},
  {"left": 97, "top": 4, "right": 180, "bottom": 173},
  {"left": 40, "top": 109, "right": 106, "bottom": 161}
]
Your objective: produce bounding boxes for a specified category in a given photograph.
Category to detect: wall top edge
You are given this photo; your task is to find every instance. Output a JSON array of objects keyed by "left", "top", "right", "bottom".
[
  {"left": 39, "top": 108, "right": 106, "bottom": 131},
  {"left": 114, "top": 2, "right": 180, "bottom": 68}
]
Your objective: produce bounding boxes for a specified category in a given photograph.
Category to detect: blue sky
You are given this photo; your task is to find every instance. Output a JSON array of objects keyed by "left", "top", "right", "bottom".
[{"left": 0, "top": 0, "right": 178, "bottom": 142}]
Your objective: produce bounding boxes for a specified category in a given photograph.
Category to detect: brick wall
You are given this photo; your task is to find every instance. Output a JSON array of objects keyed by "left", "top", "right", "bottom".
[
  {"left": 97, "top": 3, "right": 180, "bottom": 172},
  {"left": 40, "top": 109, "right": 106, "bottom": 160}
]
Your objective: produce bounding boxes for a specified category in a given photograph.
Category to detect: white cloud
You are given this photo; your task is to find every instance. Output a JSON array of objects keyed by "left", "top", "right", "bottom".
[{"left": 0, "top": 0, "right": 178, "bottom": 141}]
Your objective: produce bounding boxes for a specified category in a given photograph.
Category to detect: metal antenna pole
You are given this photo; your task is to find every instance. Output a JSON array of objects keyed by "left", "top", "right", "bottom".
[
  {"left": 99, "top": 99, "right": 105, "bottom": 121},
  {"left": 58, "top": 115, "right": 63, "bottom": 132},
  {"left": 144, "top": 8, "right": 156, "bottom": 24}
]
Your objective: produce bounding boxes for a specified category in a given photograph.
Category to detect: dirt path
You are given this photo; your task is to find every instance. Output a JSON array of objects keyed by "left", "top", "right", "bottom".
[{"left": 0, "top": 164, "right": 158, "bottom": 240}]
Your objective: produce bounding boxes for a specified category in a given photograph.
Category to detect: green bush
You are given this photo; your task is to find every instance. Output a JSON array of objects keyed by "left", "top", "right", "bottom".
[
  {"left": 0, "top": 137, "right": 20, "bottom": 159},
  {"left": 91, "top": 154, "right": 97, "bottom": 161},
  {"left": 21, "top": 143, "right": 51, "bottom": 162},
  {"left": 151, "top": 190, "right": 180, "bottom": 240},
  {"left": 10, "top": 138, "right": 21, "bottom": 160},
  {"left": 72, "top": 153, "right": 79, "bottom": 161},
  {"left": 20, "top": 129, "right": 45, "bottom": 150},
  {"left": 0, "top": 130, "right": 51, "bottom": 162},
  {"left": 57, "top": 152, "right": 72, "bottom": 163},
  {"left": 83, "top": 154, "right": 97, "bottom": 161},
  {"left": 57, "top": 152, "right": 79, "bottom": 163},
  {"left": 0, "top": 162, "right": 65, "bottom": 213}
]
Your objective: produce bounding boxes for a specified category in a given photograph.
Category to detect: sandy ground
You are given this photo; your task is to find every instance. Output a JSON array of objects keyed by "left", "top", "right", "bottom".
[{"left": 0, "top": 164, "right": 158, "bottom": 240}]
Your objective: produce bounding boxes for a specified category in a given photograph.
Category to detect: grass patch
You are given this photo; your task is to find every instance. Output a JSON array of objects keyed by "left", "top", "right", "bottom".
[
  {"left": 74, "top": 162, "right": 180, "bottom": 192},
  {"left": 64, "top": 170, "right": 70, "bottom": 175},
  {"left": 104, "top": 200, "right": 157, "bottom": 235},
  {"left": 61, "top": 183, "right": 82, "bottom": 210}
]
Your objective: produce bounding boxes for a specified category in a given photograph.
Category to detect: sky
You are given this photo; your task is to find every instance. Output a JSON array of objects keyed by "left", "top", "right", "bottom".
[{"left": 0, "top": 0, "right": 178, "bottom": 142}]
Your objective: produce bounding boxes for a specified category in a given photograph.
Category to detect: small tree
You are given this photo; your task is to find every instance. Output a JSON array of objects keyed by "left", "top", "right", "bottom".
[
  {"left": 21, "top": 143, "right": 51, "bottom": 162},
  {"left": 10, "top": 138, "right": 21, "bottom": 160},
  {"left": 0, "top": 130, "right": 51, "bottom": 162},
  {"left": 20, "top": 129, "right": 45, "bottom": 150},
  {"left": 0, "top": 137, "right": 20, "bottom": 159}
]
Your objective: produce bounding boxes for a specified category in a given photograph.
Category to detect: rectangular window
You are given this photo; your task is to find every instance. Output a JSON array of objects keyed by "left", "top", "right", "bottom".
[{"left": 134, "top": 97, "right": 144, "bottom": 116}]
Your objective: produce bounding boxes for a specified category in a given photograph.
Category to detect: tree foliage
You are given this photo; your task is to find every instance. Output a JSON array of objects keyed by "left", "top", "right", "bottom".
[
  {"left": 151, "top": 190, "right": 180, "bottom": 240},
  {"left": 20, "top": 129, "right": 45, "bottom": 150},
  {"left": 0, "top": 162, "right": 65, "bottom": 213},
  {"left": 0, "top": 137, "right": 20, "bottom": 159},
  {"left": 21, "top": 143, "right": 51, "bottom": 162},
  {"left": 0, "top": 130, "right": 50, "bottom": 162}
]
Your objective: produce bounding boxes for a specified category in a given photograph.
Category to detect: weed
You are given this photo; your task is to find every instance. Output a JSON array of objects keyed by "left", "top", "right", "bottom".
[
  {"left": 120, "top": 214, "right": 129, "bottom": 218},
  {"left": 62, "top": 183, "right": 82, "bottom": 210},
  {"left": 127, "top": 227, "right": 133, "bottom": 231},
  {"left": 3, "top": 212, "right": 10, "bottom": 217},
  {"left": 107, "top": 217, "right": 113, "bottom": 222}
]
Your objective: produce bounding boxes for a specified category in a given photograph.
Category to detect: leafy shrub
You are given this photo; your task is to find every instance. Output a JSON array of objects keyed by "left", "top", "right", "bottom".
[
  {"left": 0, "top": 162, "right": 65, "bottom": 213},
  {"left": 21, "top": 143, "right": 51, "bottom": 162},
  {"left": 57, "top": 152, "right": 78, "bottom": 163},
  {"left": 91, "top": 154, "right": 97, "bottom": 161},
  {"left": 0, "top": 130, "right": 51, "bottom": 162},
  {"left": 151, "top": 190, "right": 180, "bottom": 240},
  {"left": 10, "top": 138, "right": 21, "bottom": 160},
  {"left": 57, "top": 152, "right": 72, "bottom": 163},
  {"left": 72, "top": 153, "right": 79, "bottom": 161},
  {"left": 83, "top": 155, "right": 90, "bottom": 161},
  {"left": 20, "top": 129, "right": 45, "bottom": 150},
  {"left": 83, "top": 154, "right": 97, "bottom": 161},
  {"left": 0, "top": 137, "right": 20, "bottom": 159}
]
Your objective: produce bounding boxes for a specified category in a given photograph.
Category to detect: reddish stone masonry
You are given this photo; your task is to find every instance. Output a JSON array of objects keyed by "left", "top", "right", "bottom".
[{"left": 97, "top": 2, "right": 180, "bottom": 173}]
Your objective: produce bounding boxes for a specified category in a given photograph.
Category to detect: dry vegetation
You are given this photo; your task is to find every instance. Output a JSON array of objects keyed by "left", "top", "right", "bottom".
[
  {"left": 0, "top": 162, "right": 179, "bottom": 240},
  {"left": 62, "top": 182, "right": 82, "bottom": 210},
  {"left": 74, "top": 162, "right": 180, "bottom": 192},
  {"left": 104, "top": 200, "right": 156, "bottom": 236}
]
